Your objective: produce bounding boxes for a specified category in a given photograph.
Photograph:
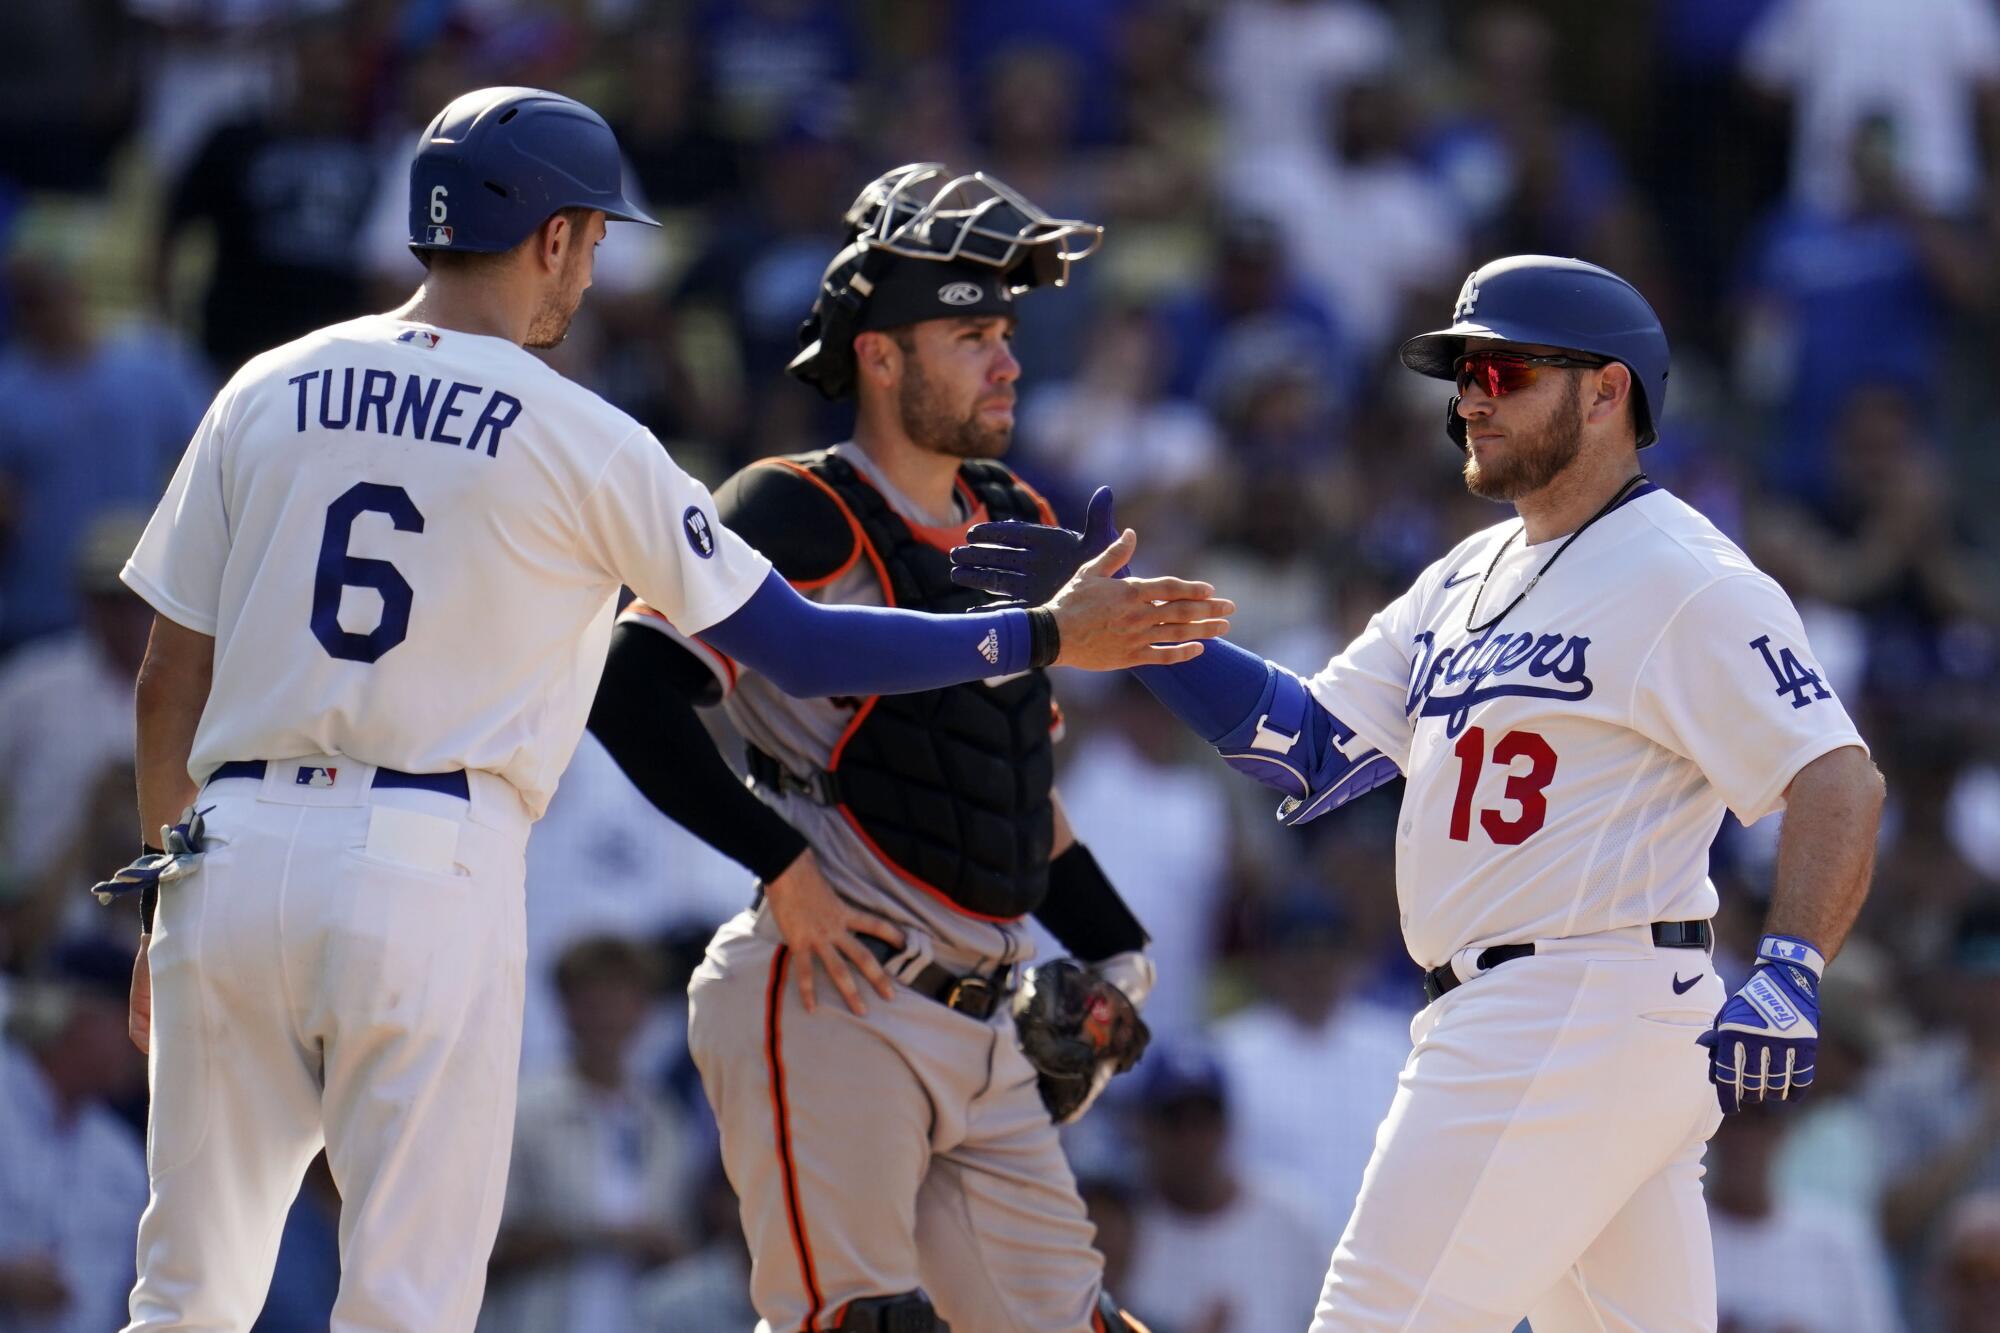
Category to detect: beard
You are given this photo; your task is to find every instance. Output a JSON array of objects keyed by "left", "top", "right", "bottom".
[
  {"left": 1462, "top": 376, "right": 1585, "bottom": 501},
  {"left": 897, "top": 356, "right": 1011, "bottom": 460},
  {"left": 525, "top": 252, "right": 590, "bottom": 349}
]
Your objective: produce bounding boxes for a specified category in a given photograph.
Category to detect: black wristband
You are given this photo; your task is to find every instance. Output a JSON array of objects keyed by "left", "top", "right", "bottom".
[
  {"left": 1032, "top": 843, "right": 1149, "bottom": 962},
  {"left": 1027, "top": 607, "right": 1061, "bottom": 669},
  {"left": 140, "top": 870, "right": 160, "bottom": 936}
]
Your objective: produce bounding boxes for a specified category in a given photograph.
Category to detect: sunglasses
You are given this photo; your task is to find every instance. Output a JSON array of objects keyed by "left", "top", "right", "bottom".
[{"left": 1454, "top": 350, "right": 1608, "bottom": 399}]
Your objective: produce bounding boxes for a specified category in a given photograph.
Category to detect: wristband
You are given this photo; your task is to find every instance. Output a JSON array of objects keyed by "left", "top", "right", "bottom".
[
  {"left": 140, "top": 844, "right": 162, "bottom": 935},
  {"left": 1027, "top": 607, "right": 1061, "bottom": 669}
]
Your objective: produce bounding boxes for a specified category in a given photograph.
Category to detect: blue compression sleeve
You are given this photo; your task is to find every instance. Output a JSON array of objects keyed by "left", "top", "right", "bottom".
[
  {"left": 1131, "top": 638, "right": 1273, "bottom": 741},
  {"left": 702, "top": 569, "right": 1031, "bottom": 697},
  {"left": 1133, "top": 639, "right": 1400, "bottom": 824}
]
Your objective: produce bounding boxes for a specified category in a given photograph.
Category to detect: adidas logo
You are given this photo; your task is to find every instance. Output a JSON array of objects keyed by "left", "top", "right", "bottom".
[{"left": 977, "top": 629, "right": 1000, "bottom": 665}]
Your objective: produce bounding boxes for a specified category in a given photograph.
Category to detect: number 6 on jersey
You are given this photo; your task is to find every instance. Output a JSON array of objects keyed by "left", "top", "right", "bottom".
[{"left": 311, "top": 482, "right": 424, "bottom": 663}]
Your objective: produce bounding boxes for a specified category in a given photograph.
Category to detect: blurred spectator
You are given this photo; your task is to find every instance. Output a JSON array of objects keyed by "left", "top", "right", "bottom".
[
  {"left": 633, "top": 1164, "right": 757, "bottom": 1331},
  {"left": 1210, "top": 890, "right": 1410, "bottom": 1250},
  {"left": 1224, "top": 70, "right": 1463, "bottom": 364},
  {"left": 481, "top": 936, "right": 697, "bottom": 1333},
  {"left": 1734, "top": 127, "right": 1989, "bottom": 505},
  {"left": 0, "top": 508, "right": 149, "bottom": 892},
  {"left": 694, "top": 0, "right": 860, "bottom": 144},
  {"left": 1935, "top": 1192, "right": 2000, "bottom": 1333},
  {"left": 1741, "top": 0, "right": 2000, "bottom": 217},
  {"left": 126, "top": 0, "right": 336, "bottom": 180},
  {"left": 609, "top": 22, "right": 742, "bottom": 213},
  {"left": 1708, "top": 1103, "right": 1903, "bottom": 1332},
  {"left": 157, "top": 12, "right": 379, "bottom": 375},
  {"left": 1016, "top": 303, "right": 1221, "bottom": 551},
  {"left": 0, "top": 512, "right": 150, "bottom": 892},
  {"left": 518, "top": 733, "right": 746, "bottom": 1083},
  {"left": 1207, "top": 0, "right": 1398, "bottom": 162},
  {"left": 1874, "top": 905, "right": 2000, "bottom": 1257},
  {"left": 1154, "top": 213, "right": 1344, "bottom": 409},
  {"left": 0, "top": 938, "right": 148, "bottom": 1333},
  {"left": 670, "top": 108, "right": 852, "bottom": 458},
  {"left": 1422, "top": 5, "right": 1656, "bottom": 279},
  {"left": 952, "top": 0, "right": 1127, "bottom": 148},
  {"left": 1748, "top": 384, "right": 1995, "bottom": 706},
  {"left": 1770, "top": 946, "right": 1904, "bottom": 1222},
  {"left": 0, "top": 1, "right": 139, "bottom": 193},
  {"left": 1123, "top": 1042, "right": 1326, "bottom": 1333},
  {"left": 0, "top": 244, "right": 209, "bottom": 649},
  {"left": 1055, "top": 677, "right": 1232, "bottom": 1040}
]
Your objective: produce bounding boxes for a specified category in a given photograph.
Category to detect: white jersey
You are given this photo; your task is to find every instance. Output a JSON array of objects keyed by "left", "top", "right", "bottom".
[
  {"left": 123, "top": 314, "right": 770, "bottom": 817},
  {"left": 1308, "top": 485, "right": 1864, "bottom": 968}
]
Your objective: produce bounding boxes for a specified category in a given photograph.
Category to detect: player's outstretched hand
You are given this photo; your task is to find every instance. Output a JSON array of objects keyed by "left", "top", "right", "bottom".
[
  {"left": 1044, "top": 529, "right": 1232, "bottom": 670},
  {"left": 1698, "top": 934, "right": 1822, "bottom": 1113},
  {"left": 764, "top": 848, "right": 906, "bottom": 1017},
  {"left": 950, "top": 485, "right": 1123, "bottom": 606}
]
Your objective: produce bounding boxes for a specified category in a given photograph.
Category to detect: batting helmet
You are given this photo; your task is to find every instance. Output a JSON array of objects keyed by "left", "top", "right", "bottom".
[
  {"left": 407, "top": 86, "right": 657, "bottom": 255},
  {"left": 1399, "top": 255, "right": 1669, "bottom": 449},
  {"left": 787, "top": 163, "right": 1103, "bottom": 400}
]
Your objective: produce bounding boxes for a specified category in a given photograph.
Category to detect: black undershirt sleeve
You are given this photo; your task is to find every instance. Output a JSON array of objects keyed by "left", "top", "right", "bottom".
[
  {"left": 1032, "top": 843, "right": 1151, "bottom": 962},
  {"left": 588, "top": 620, "right": 808, "bottom": 883}
]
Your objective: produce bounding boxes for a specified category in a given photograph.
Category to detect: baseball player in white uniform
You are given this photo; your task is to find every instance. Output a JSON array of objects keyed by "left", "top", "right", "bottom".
[
  {"left": 951, "top": 254, "right": 1887, "bottom": 1331},
  {"left": 92, "top": 88, "right": 1228, "bottom": 1333}
]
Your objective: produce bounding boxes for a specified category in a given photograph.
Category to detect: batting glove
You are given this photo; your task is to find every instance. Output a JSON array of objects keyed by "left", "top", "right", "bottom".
[
  {"left": 91, "top": 807, "right": 209, "bottom": 907},
  {"left": 1698, "top": 934, "right": 1822, "bottom": 1113},
  {"left": 949, "top": 486, "right": 1123, "bottom": 606}
]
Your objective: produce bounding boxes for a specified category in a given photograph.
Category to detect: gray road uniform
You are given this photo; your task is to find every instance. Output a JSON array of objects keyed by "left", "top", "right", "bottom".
[{"left": 590, "top": 443, "right": 1154, "bottom": 1333}]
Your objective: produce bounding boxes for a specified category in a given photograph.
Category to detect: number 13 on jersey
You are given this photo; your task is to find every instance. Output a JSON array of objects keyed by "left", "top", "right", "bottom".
[{"left": 1448, "top": 726, "right": 1557, "bottom": 845}]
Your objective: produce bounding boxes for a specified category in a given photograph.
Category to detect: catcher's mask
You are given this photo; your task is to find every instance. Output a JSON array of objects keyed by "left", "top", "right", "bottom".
[{"left": 787, "top": 163, "right": 1103, "bottom": 400}]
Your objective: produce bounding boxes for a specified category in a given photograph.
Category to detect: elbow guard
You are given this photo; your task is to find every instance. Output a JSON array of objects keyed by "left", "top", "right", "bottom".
[{"left": 1212, "top": 665, "right": 1401, "bottom": 827}]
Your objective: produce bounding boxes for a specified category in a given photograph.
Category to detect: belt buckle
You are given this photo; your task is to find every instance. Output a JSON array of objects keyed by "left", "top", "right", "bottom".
[{"left": 944, "top": 973, "right": 991, "bottom": 1014}]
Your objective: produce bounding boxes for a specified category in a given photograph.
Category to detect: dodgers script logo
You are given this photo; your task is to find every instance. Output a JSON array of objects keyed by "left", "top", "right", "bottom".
[{"left": 1407, "top": 625, "right": 1595, "bottom": 736}]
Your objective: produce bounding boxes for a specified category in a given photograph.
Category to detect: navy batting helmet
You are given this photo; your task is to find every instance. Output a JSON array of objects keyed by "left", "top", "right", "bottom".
[
  {"left": 408, "top": 87, "right": 657, "bottom": 255},
  {"left": 1400, "top": 255, "right": 1669, "bottom": 449},
  {"left": 788, "top": 163, "right": 1103, "bottom": 400}
]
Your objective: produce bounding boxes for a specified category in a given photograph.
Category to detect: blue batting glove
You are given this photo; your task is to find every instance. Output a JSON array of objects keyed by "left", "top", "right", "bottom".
[
  {"left": 949, "top": 486, "right": 1123, "bottom": 606},
  {"left": 1698, "top": 934, "right": 1823, "bottom": 1114},
  {"left": 90, "top": 807, "right": 209, "bottom": 905}
]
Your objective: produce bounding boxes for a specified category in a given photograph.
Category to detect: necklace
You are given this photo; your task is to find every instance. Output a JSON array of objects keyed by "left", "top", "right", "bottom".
[{"left": 1464, "top": 472, "right": 1650, "bottom": 634}]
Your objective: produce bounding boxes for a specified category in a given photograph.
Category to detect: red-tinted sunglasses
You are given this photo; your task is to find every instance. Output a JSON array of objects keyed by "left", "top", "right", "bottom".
[{"left": 1455, "top": 350, "right": 1607, "bottom": 399}]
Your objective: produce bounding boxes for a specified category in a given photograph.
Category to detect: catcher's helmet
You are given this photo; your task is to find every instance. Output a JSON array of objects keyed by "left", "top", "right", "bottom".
[
  {"left": 1400, "top": 255, "right": 1669, "bottom": 449},
  {"left": 787, "top": 163, "right": 1103, "bottom": 400},
  {"left": 407, "top": 86, "right": 657, "bottom": 255}
]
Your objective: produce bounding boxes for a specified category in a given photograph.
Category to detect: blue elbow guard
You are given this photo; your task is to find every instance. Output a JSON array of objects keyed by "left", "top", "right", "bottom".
[{"left": 1212, "top": 668, "right": 1401, "bottom": 827}]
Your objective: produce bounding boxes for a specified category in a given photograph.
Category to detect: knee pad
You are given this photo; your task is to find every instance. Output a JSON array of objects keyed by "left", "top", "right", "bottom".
[
  {"left": 833, "top": 1291, "right": 947, "bottom": 1333},
  {"left": 1093, "top": 1291, "right": 1151, "bottom": 1333}
]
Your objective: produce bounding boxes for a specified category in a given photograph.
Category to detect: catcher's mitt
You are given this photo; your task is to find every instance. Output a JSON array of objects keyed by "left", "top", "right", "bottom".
[{"left": 1012, "top": 959, "right": 1151, "bottom": 1124}]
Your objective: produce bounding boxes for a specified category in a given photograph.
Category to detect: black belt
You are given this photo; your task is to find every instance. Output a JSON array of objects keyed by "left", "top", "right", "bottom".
[
  {"left": 745, "top": 743, "right": 841, "bottom": 807},
  {"left": 1421, "top": 919, "right": 1712, "bottom": 1004},
  {"left": 207, "top": 759, "right": 470, "bottom": 801},
  {"left": 860, "top": 934, "right": 1014, "bottom": 1020}
]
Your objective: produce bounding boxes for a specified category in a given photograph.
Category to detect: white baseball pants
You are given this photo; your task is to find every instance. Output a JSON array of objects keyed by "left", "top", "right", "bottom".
[
  {"left": 1312, "top": 925, "right": 1728, "bottom": 1332},
  {"left": 124, "top": 758, "right": 530, "bottom": 1332}
]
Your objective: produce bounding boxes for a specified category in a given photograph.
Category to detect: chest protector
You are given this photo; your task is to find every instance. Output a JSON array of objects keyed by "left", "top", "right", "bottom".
[{"left": 770, "top": 452, "right": 1055, "bottom": 921}]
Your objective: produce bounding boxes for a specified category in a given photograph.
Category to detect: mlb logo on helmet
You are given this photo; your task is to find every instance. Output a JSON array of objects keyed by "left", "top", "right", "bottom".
[
  {"left": 427, "top": 225, "right": 454, "bottom": 246},
  {"left": 682, "top": 505, "right": 716, "bottom": 559}
]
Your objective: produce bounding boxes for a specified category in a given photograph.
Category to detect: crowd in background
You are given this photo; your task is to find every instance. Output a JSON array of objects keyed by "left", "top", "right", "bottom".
[{"left": 1, "top": 0, "right": 1998, "bottom": 1330}]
